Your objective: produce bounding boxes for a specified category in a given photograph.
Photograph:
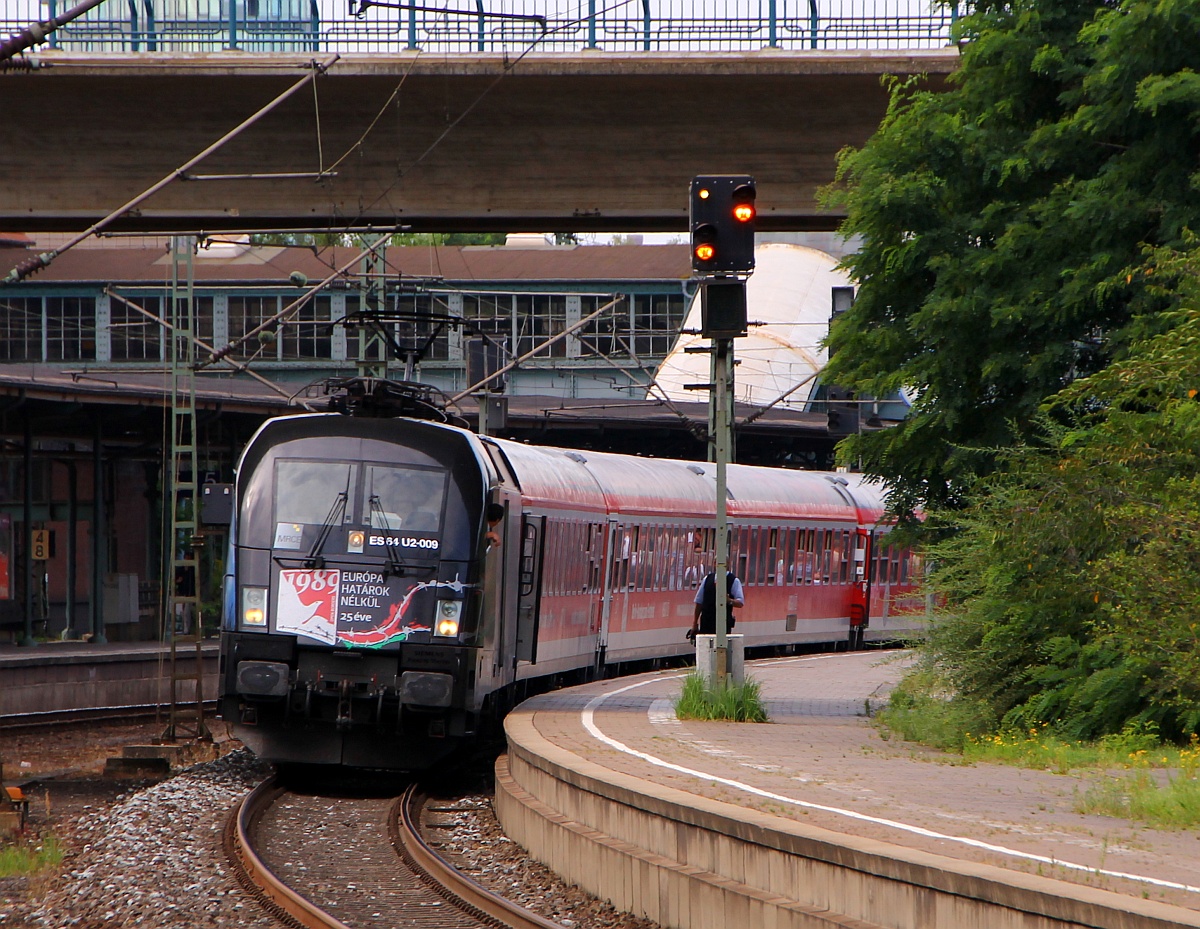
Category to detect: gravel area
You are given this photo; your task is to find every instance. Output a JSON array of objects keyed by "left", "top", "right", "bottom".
[
  {"left": 2, "top": 748, "right": 275, "bottom": 929},
  {"left": 426, "top": 793, "right": 661, "bottom": 929},
  {"left": 1, "top": 726, "right": 662, "bottom": 929}
]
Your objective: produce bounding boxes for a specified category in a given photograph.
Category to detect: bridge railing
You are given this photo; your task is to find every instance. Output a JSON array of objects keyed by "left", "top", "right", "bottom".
[{"left": 4, "top": 0, "right": 959, "bottom": 54}]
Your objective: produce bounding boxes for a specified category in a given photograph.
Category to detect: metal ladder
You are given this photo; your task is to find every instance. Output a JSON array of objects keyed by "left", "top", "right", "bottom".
[{"left": 162, "top": 235, "right": 210, "bottom": 743}]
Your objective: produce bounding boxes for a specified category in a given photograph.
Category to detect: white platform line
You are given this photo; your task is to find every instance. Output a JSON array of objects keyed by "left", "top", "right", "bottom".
[{"left": 579, "top": 676, "right": 1200, "bottom": 896}]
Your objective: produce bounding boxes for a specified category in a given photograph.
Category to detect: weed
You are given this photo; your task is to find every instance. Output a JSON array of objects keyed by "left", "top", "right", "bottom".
[
  {"left": 1076, "top": 770, "right": 1200, "bottom": 829},
  {"left": 675, "top": 673, "right": 769, "bottom": 723},
  {"left": 0, "top": 833, "right": 62, "bottom": 879}
]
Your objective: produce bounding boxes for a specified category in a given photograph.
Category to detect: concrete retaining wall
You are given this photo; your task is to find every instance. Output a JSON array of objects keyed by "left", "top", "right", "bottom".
[
  {"left": 498, "top": 710, "right": 1200, "bottom": 929},
  {"left": 0, "top": 644, "right": 219, "bottom": 720}
]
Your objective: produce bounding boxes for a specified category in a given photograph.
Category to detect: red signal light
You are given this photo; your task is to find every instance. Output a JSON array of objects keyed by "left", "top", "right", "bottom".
[
  {"left": 695, "top": 243, "right": 716, "bottom": 262},
  {"left": 733, "top": 203, "right": 755, "bottom": 223}
]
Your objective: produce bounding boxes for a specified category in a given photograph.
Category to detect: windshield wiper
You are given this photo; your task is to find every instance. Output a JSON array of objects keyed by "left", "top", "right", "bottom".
[
  {"left": 369, "top": 493, "right": 408, "bottom": 578},
  {"left": 304, "top": 470, "right": 351, "bottom": 569}
]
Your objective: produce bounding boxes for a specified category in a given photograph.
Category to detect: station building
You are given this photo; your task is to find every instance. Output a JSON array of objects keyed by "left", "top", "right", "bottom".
[{"left": 0, "top": 234, "right": 879, "bottom": 644}]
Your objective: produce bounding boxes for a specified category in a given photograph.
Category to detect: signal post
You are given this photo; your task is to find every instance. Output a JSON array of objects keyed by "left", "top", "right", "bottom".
[{"left": 689, "top": 175, "right": 755, "bottom": 686}]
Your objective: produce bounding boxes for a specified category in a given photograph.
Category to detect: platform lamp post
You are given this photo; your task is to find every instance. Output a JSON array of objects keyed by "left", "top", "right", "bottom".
[{"left": 690, "top": 175, "right": 756, "bottom": 687}]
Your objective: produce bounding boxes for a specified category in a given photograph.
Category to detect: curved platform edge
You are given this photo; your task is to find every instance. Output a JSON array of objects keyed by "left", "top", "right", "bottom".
[{"left": 497, "top": 709, "right": 1200, "bottom": 929}]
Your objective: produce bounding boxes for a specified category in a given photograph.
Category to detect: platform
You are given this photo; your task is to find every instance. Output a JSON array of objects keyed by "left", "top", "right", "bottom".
[
  {"left": 0, "top": 640, "right": 219, "bottom": 721},
  {"left": 498, "top": 651, "right": 1200, "bottom": 929}
]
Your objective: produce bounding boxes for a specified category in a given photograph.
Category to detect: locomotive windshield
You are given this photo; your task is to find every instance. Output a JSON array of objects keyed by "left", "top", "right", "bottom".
[
  {"left": 269, "top": 459, "right": 447, "bottom": 533},
  {"left": 276, "top": 461, "right": 353, "bottom": 526},
  {"left": 364, "top": 465, "right": 447, "bottom": 532}
]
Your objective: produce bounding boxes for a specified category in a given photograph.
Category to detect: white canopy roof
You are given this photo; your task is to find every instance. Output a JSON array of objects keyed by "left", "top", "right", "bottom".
[{"left": 653, "top": 243, "right": 849, "bottom": 410}]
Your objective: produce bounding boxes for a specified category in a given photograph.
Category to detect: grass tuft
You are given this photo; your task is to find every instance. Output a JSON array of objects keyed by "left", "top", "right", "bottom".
[
  {"left": 1076, "top": 770, "right": 1200, "bottom": 828},
  {"left": 675, "top": 673, "right": 769, "bottom": 723},
  {"left": 0, "top": 832, "right": 62, "bottom": 879}
]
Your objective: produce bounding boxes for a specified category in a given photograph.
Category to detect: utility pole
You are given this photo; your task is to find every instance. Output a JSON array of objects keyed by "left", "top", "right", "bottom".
[{"left": 162, "top": 235, "right": 209, "bottom": 743}]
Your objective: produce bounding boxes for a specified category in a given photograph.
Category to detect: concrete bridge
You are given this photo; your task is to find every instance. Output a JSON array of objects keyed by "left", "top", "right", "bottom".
[{"left": 0, "top": 3, "right": 959, "bottom": 235}]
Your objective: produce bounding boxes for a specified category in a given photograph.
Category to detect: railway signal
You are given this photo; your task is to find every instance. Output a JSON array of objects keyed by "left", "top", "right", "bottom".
[{"left": 689, "top": 175, "right": 757, "bottom": 277}]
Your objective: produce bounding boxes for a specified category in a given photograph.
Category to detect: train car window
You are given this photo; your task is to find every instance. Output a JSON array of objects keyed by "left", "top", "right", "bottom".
[
  {"left": 811, "top": 529, "right": 824, "bottom": 584},
  {"left": 275, "top": 461, "right": 355, "bottom": 527},
  {"left": 663, "top": 526, "right": 675, "bottom": 591},
  {"left": 561, "top": 522, "right": 573, "bottom": 594},
  {"left": 662, "top": 527, "right": 673, "bottom": 591},
  {"left": 576, "top": 523, "right": 588, "bottom": 592},
  {"left": 784, "top": 529, "right": 797, "bottom": 584},
  {"left": 545, "top": 520, "right": 559, "bottom": 596},
  {"left": 637, "top": 526, "right": 650, "bottom": 592},
  {"left": 891, "top": 548, "right": 901, "bottom": 585},
  {"left": 672, "top": 526, "right": 686, "bottom": 591},
  {"left": 587, "top": 523, "right": 601, "bottom": 593},
  {"left": 562, "top": 521, "right": 573, "bottom": 595},
  {"left": 647, "top": 527, "right": 660, "bottom": 591},
  {"left": 766, "top": 528, "right": 778, "bottom": 585},
  {"left": 568, "top": 522, "right": 579, "bottom": 593},
  {"left": 837, "top": 531, "right": 849, "bottom": 584},
  {"left": 732, "top": 528, "right": 747, "bottom": 585},
  {"left": 900, "top": 548, "right": 910, "bottom": 584},
  {"left": 570, "top": 523, "right": 580, "bottom": 591},
  {"left": 362, "top": 465, "right": 446, "bottom": 532},
  {"left": 618, "top": 526, "right": 634, "bottom": 589},
  {"left": 647, "top": 526, "right": 658, "bottom": 592}
]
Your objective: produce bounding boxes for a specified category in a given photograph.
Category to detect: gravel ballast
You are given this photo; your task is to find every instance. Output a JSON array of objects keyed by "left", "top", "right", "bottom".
[{"left": 1, "top": 745, "right": 661, "bottom": 929}]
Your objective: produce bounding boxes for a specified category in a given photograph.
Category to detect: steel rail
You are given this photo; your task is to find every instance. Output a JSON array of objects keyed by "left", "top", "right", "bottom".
[
  {"left": 227, "top": 775, "right": 355, "bottom": 929},
  {"left": 393, "top": 785, "right": 565, "bottom": 929},
  {"left": 0, "top": 701, "right": 218, "bottom": 732}
]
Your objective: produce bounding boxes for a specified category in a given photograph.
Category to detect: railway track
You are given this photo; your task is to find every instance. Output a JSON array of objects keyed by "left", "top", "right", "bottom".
[
  {"left": 226, "top": 776, "right": 563, "bottom": 929},
  {"left": 0, "top": 702, "right": 220, "bottom": 732}
]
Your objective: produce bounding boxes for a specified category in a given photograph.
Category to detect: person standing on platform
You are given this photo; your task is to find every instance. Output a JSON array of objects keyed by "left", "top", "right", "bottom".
[{"left": 687, "top": 569, "right": 744, "bottom": 641}]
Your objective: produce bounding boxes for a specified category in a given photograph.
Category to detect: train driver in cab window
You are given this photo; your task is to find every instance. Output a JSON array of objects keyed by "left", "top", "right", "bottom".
[{"left": 484, "top": 502, "right": 504, "bottom": 551}]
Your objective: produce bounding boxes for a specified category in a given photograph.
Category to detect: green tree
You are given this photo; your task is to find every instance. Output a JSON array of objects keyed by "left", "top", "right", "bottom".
[
  {"left": 388, "top": 232, "right": 507, "bottom": 247},
  {"left": 915, "top": 245, "right": 1200, "bottom": 740},
  {"left": 250, "top": 232, "right": 509, "bottom": 248},
  {"left": 823, "top": 0, "right": 1200, "bottom": 516}
]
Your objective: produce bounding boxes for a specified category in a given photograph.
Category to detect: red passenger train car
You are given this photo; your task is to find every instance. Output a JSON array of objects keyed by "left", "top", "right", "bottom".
[{"left": 219, "top": 409, "right": 921, "bottom": 772}]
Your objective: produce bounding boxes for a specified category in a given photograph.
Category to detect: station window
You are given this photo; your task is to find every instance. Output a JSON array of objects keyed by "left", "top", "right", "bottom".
[
  {"left": 577, "top": 295, "right": 622, "bottom": 357},
  {"left": 462, "top": 294, "right": 513, "bottom": 348},
  {"left": 0, "top": 297, "right": 42, "bottom": 362},
  {"left": 514, "top": 295, "right": 569, "bottom": 358},
  {"left": 45, "top": 297, "right": 96, "bottom": 361},
  {"left": 279, "top": 295, "right": 332, "bottom": 360},
  {"left": 109, "top": 295, "right": 163, "bottom": 362},
  {"left": 630, "top": 293, "right": 687, "bottom": 356}
]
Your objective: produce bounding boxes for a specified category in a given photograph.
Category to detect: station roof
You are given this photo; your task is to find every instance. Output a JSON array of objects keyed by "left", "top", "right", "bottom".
[{"left": 0, "top": 241, "right": 693, "bottom": 287}]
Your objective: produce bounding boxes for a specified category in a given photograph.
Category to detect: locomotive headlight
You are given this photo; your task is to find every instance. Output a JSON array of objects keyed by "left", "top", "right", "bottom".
[
  {"left": 242, "top": 586, "right": 268, "bottom": 628},
  {"left": 435, "top": 599, "right": 462, "bottom": 638}
]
